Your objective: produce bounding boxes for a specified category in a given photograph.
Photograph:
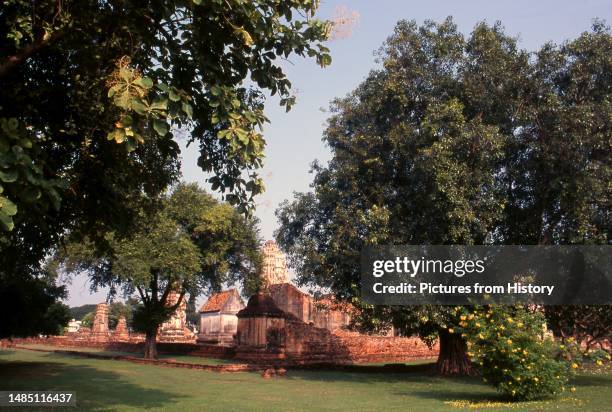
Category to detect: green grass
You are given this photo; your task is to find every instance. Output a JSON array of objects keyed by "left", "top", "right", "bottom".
[
  {"left": 1, "top": 349, "right": 611, "bottom": 411},
  {"left": 14, "top": 343, "right": 236, "bottom": 365}
]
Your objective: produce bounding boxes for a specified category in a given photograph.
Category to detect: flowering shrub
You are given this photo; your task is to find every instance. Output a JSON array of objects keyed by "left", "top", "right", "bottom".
[{"left": 457, "top": 305, "right": 573, "bottom": 401}]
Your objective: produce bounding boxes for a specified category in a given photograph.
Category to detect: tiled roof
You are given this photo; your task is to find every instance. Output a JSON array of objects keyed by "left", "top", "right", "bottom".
[{"left": 200, "top": 289, "right": 237, "bottom": 313}]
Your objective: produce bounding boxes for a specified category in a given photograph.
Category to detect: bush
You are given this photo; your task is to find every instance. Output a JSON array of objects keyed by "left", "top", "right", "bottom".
[{"left": 457, "top": 305, "right": 572, "bottom": 401}]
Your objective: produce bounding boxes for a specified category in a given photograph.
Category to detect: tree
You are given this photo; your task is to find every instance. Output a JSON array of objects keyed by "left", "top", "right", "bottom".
[
  {"left": 545, "top": 306, "right": 612, "bottom": 354},
  {"left": 0, "top": 269, "right": 71, "bottom": 338},
  {"left": 69, "top": 304, "right": 98, "bottom": 321},
  {"left": 55, "top": 183, "right": 261, "bottom": 358},
  {"left": 275, "top": 18, "right": 610, "bottom": 375},
  {"left": 0, "top": 0, "right": 331, "bottom": 338},
  {"left": 108, "top": 301, "right": 135, "bottom": 330}
]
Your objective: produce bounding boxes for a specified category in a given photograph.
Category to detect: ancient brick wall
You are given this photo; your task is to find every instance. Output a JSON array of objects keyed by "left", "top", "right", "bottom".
[
  {"left": 268, "top": 284, "right": 312, "bottom": 323},
  {"left": 281, "top": 321, "right": 438, "bottom": 365}
]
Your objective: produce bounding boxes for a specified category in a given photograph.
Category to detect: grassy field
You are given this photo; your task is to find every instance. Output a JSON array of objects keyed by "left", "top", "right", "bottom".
[
  {"left": 1, "top": 349, "right": 611, "bottom": 411},
  {"left": 13, "top": 343, "right": 236, "bottom": 366}
]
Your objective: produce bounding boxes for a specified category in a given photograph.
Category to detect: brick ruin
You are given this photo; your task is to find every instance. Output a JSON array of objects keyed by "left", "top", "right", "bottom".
[
  {"left": 112, "top": 316, "right": 129, "bottom": 341},
  {"left": 69, "top": 293, "right": 195, "bottom": 344},
  {"left": 230, "top": 240, "right": 437, "bottom": 365},
  {"left": 234, "top": 291, "right": 438, "bottom": 365},
  {"left": 89, "top": 303, "right": 110, "bottom": 342}
]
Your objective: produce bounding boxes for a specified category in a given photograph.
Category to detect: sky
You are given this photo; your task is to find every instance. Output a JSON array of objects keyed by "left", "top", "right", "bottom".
[{"left": 64, "top": 0, "right": 612, "bottom": 307}]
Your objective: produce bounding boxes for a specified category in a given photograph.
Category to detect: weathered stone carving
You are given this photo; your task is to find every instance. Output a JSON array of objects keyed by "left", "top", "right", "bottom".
[{"left": 261, "top": 240, "right": 289, "bottom": 287}]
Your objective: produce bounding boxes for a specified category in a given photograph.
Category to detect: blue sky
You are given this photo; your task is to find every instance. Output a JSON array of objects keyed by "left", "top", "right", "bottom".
[{"left": 65, "top": 0, "right": 612, "bottom": 306}]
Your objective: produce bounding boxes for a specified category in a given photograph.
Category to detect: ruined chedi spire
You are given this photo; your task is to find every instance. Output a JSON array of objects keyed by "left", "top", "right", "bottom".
[{"left": 261, "top": 240, "right": 289, "bottom": 287}]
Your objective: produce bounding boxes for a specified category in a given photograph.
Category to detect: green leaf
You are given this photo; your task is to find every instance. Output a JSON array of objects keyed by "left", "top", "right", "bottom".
[
  {"left": 169, "top": 90, "right": 181, "bottom": 102},
  {"left": 135, "top": 77, "right": 154, "bottom": 89},
  {"left": 19, "top": 138, "right": 32, "bottom": 148},
  {"left": 153, "top": 120, "right": 169, "bottom": 136},
  {"left": 182, "top": 102, "right": 193, "bottom": 119},
  {"left": 0, "top": 195, "right": 17, "bottom": 215},
  {"left": 0, "top": 169, "right": 18, "bottom": 183},
  {"left": 0, "top": 211, "right": 14, "bottom": 231},
  {"left": 20, "top": 187, "right": 41, "bottom": 202},
  {"left": 131, "top": 99, "right": 148, "bottom": 115},
  {"left": 150, "top": 98, "right": 168, "bottom": 111},
  {"left": 193, "top": 0, "right": 203, "bottom": 4},
  {"left": 156, "top": 83, "right": 170, "bottom": 93}
]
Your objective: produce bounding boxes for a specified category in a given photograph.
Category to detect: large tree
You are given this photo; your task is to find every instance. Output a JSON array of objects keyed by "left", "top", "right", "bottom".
[
  {"left": 0, "top": 0, "right": 331, "bottom": 337},
  {"left": 55, "top": 183, "right": 261, "bottom": 358},
  {"left": 275, "top": 18, "right": 610, "bottom": 375}
]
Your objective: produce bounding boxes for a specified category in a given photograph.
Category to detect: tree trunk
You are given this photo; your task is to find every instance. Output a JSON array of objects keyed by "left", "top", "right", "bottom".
[
  {"left": 144, "top": 329, "right": 158, "bottom": 360},
  {"left": 434, "top": 329, "right": 474, "bottom": 375}
]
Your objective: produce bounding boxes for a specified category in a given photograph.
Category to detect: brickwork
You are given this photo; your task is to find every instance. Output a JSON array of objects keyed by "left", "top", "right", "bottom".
[
  {"left": 234, "top": 291, "right": 439, "bottom": 365},
  {"left": 112, "top": 316, "right": 129, "bottom": 341},
  {"left": 90, "top": 303, "right": 110, "bottom": 342}
]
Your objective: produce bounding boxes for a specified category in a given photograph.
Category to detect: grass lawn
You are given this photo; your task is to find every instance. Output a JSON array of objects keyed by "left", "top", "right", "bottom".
[
  {"left": 1, "top": 349, "right": 611, "bottom": 411},
  {"left": 14, "top": 343, "right": 236, "bottom": 366}
]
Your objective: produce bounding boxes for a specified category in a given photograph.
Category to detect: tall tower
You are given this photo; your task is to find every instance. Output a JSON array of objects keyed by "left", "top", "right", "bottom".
[{"left": 261, "top": 240, "right": 289, "bottom": 286}]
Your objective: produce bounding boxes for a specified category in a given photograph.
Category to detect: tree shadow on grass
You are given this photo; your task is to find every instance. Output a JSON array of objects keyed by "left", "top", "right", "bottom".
[
  {"left": 285, "top": 362, "right": 486, "bottom": 387},
  {"left": 0, "top": 350, "right": 184, "bottom": 411},
  {"left": 571, "top": 373, "right": 612, "bottom": 387}
]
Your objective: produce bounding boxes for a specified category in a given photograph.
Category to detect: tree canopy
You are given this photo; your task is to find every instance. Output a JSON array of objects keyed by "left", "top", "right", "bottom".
[
  {"left": 0, "top": 0, "right": 331, "bottom": 337},
  {"left": 55, "top": 183, "right": 262, "bottom": 357},
  {"left": 275, "top": 18, "right": 610, "bottom": 374}
]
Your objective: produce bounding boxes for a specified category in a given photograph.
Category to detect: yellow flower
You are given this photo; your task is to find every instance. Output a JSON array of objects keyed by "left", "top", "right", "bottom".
[
  {"left": 559, "top": 344, "right": 565, "bottom": 349},
  {"left": 468, "top": 314, "right": 474, "bottom": 320},
  {"left": 572, "top": 363, "right": 578, "bottom": 369},
  {"left": 448, "top": 328, "right": 454, "bottom": 334},
  {"left": 597, "top": 360, "right": 603, "bottom": 366},
  {"left": 507, "top": 317, "right": 513, "bottom": 323},
  {"left": 570, "top": 387, "right": 576, "bottom": 392},
  {"left": 460, "top": 315, "right": 467, "bottom": 321},
  {"left": 479, "top": 333, "right": 484, "bottom": 339},
  {"left": 507, "top": 339, "right": 513, "bottom": 345},
  {"left": 475, "top": 322, "right": 481, "bottom": 328},
  {"left": 534, "top": 377, "right": 539, "bottom": 382},
  {"left": 517, "top": 322, "right": 523, "bottom": 328}
]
